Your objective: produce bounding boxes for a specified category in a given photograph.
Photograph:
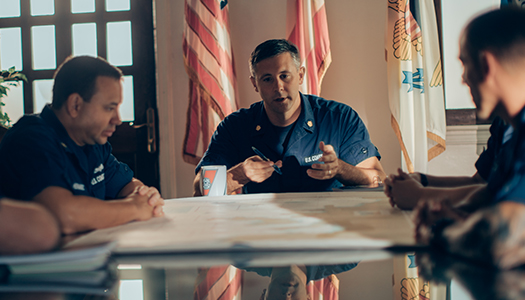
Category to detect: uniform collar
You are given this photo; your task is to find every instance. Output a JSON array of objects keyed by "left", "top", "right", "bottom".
[
  {"left": 40, "top": 104, "right": 83, "bottom": 154},
  {"left": 518, "top": 106, "right": 525, "bottom": 128},
  {"left": 251, "top": 92, "right": 316, "bottom": 136}
]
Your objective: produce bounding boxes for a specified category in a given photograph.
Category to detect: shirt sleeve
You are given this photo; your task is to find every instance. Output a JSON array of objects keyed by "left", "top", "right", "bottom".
[
  {"left": 337, "top": 107, "right": 381, "bottom": 166},
  {"left": 195, "top": 116, "right": 241, "bottom": 174},
  {"left": 0, "top": 131, "right": 70, "bottom": 200},
  {"left": 101, "top": 143, "right": 134, "bottom": 199},
  {"left": 475, "top": 117, "right": 505, "bottom": 181}
]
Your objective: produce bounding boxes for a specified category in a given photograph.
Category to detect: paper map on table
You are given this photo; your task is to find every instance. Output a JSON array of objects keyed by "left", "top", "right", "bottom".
[{"left": 65, "top": 191, "right": 416, "bottom": 254}]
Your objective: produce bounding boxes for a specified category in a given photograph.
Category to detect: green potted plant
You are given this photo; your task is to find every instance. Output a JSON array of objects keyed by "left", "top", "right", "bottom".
[{"left": 0, "top": 67, "right": 26, "bottom": 127}]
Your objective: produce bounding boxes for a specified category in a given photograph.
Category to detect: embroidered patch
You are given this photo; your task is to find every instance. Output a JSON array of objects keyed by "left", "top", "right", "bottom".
[
  {"left": 94, "top": 164, "right": 104, "bottom": 174},
  {"left": 304, "top": 153, "right": 323, "bottom": 163},
  {"left": 91, "top": 173, "right": 105, "bottom": 185},
  {"left": 73, "top": 183, "right": 85, "bottom": 191}
]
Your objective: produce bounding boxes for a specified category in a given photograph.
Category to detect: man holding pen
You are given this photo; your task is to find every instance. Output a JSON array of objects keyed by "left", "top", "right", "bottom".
[{"left": 193, "top": 39, "right": 385, "bottom": 195}]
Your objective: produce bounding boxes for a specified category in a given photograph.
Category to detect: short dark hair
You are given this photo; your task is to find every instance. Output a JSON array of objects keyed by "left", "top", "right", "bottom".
[
  {"left": 461, "top": 8, "right": 525, "bottom": 85},
  {"left": 249, "top": 39, "right": 302, "bottom": 77},
  {"left": 52, "top": 56, "right": 123, "bottom": 109}
]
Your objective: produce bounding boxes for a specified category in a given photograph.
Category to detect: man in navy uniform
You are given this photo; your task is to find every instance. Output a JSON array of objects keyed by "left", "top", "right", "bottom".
[
  {"left": 0, "top": 56, "right": 164, "bottom": 235},
  {"left": 412, "top": 8, "right": 525, "bottom": 269},
  {"left": 194, "top": 39, "right": 385, "bottom": 195}
]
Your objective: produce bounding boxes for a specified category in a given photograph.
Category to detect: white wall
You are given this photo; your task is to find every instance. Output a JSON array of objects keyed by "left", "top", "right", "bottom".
[
  {"left": 155, "top": 0, "right": 400, "bottom": 198},
  {"left": 442, "top": 0, "right": 499, "bottom": 109}
]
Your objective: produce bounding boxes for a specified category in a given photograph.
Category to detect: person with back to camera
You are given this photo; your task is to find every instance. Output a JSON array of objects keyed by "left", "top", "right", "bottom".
[{"left": 408, "top": 8, "right": 525, "bottom": 269}]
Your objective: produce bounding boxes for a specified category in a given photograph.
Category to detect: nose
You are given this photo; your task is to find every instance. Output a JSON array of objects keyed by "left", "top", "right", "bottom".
[
  {"left": 274, "top": 78, "right": 284, "bottom": 92},
  {"left": 111, "top": 109, "right": 122, "bottom": 126}
]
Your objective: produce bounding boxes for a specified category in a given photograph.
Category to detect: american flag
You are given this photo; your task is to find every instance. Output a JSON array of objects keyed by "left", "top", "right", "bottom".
[
  {"left": 183, "top": 0, "right": 238, "bottom": 165},
  {"left": 287, "top": 2, "right": 338, "bottom": 299},
  {"left": 286, "top": 0, "right": 331, "bottom": 96},
  {"left": 307, "top": 274, "right": 339, "bottom": 300},
  {"left": 193, "top": 266, "right": 243, "bottom": 300}
]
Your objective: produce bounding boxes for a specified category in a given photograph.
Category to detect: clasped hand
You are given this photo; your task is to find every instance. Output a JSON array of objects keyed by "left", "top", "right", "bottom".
[
  {"left": 129, "top": 185, "right": 165, "bottom": 220},
  {"left": 384, "top": 168, "right": 424, "bottom": 210}
]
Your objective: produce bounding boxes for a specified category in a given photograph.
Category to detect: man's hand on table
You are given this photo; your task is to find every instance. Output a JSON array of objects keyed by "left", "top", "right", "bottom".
[
  {"left": 127, "top": 185, "right": 164, "bottom": 220},
  {"left": 384, "top": 168, "right": 425, "bottom": 210}
]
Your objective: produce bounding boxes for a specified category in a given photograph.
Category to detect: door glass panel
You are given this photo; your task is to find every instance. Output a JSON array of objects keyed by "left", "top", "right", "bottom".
[
  {"left": 119, "top": 280, "right": 144, "bottom": 300},
  {"left": 30, "top": 0, "right": 55, "bottom": 16},
  {"left": 106, "top": 0, "right": 130, "bottom": 12},
  {"left": 0, "top": 28, "right": 23, "bottom": 70},
  {"left": 33, "top": 79, "right": 54, "bottom": 113},
  {"left": 72, "top": 23, "right": 97, "bottom": 57},
  {"left": 107, "top": 21, "right": 132, "bottom": 66},
  {"left": 0, "top": 0, "right": 21, "bottom": 18},
  {"left": 1, "top": 82, "right": 24, "bottom": 125},
  {"left": 121, "top": 75, "right": 134, "bottom": 122},
  {"left": 31, "top": 25, "right": 56, "bottom": 70},
  {"left": 71, "top": 0, "right": 95, "bottom": 14}
]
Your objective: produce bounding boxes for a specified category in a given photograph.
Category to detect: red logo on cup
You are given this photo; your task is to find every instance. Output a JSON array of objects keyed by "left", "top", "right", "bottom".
[{"left": 202, "top": 169, "right": 217, "bottom": 196}]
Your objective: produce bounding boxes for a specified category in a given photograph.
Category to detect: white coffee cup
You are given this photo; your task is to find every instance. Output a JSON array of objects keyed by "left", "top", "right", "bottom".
[{"left": 200, "top": 165, "right": 227, "bottom": 196}]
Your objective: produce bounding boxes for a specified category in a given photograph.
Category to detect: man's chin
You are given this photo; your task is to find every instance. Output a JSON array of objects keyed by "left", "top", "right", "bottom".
[{"left": 95, "top": 137, "right": 109, "bottom": 145}]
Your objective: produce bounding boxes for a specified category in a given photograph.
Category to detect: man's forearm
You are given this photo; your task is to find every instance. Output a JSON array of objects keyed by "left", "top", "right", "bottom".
[
  {"left": 418, "top": 184, "right": 488, "bottom": 211},
  {"left": 34, "top": 186, "right": 149, "bottom": 235},
  {"left": 117, "top": 178, "right": 144, "bottom": 198},
  {"left": 440, "top": 202, "right": 525, "bottom": 269},
  {"left": 336, "top": 159, "right": 385, "bottom": 186},
  {"left": 425, "top": 174, "right": 484, "bottom": 188}
]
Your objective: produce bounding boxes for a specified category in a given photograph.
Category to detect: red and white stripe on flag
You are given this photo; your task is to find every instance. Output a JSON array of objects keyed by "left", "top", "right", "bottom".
[
  {"left": 385, "top": 0, "right": 446, "bottom": 173},
  {"left": 183, "top": 0, "right": 239, "bottom": 165},
  {"left": 193, "top": 265, "right": 243, "bottom": 300},
  {"left": 287, "top": 3, "right": 337, "bottom": 298},
  {"left": 286, "top": 0, "right": 331, "bottom": 96},
  {"left": 307, "top": 274, "right": 339, "bottom": 300}
]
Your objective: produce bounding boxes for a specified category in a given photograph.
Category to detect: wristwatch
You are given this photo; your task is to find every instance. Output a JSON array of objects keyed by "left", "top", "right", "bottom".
[{"left": 420, "top": 173, "right": 429, "bottom": 187}]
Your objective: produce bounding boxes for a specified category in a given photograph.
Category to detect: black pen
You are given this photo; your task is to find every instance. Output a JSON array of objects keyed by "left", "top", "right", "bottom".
[{"left": 251, "top": 146, "right": 282, "bottom": 175}]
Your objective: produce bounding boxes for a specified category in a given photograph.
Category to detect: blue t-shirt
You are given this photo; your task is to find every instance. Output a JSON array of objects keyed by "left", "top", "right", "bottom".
[
  {"left": 196, "top": 93, "right": 380, "bottom": 193},
  {"left": 0, "top": 105, "right": 134, "bottom": 200},
  {"left": 487, "top": 108, "right": 525, "bottom": 203}
]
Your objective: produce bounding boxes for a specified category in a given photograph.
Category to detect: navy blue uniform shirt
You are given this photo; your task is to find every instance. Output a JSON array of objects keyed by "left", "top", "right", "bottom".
[
  {"left": 475, "top": 117, "right": 513, "bottom": 181},
  {"left": 0, "top": 105, "right": 133, "bottom": 200},
  {"left": 243, "top": 263, "right": 359, "bottom": 282},
  {"left": 196, "top": 93, "right": 380, "bottom": 193},
  {"left": 487, "top": 107, "right": 525, "bottom": 204}
]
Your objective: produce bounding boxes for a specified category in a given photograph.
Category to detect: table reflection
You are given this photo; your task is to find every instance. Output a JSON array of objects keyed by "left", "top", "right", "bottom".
[
  {"left": 416, "top": 250, "right": 525, "bottom": 300},
  {"left": 0, "top": 259, "right": 118, "bottom": 300},
  {"left": 2, "top": 250, "right": 525, "bottom": 299},
  {"left": 241, "top": 263, "right": 357, "bottom": 300}
]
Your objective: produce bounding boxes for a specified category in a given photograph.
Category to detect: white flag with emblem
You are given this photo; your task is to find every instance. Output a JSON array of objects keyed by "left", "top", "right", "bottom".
[{"left": 385, "top": 0, "right": 446, "bottom": 173}]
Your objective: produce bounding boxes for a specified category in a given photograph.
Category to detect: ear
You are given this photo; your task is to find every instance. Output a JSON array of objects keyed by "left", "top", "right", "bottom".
[
  {"left": 298, "top": 66, "right": 305, "bottom": 85},
  {"left": 482, "top": 51, "right": 501, "bottom": 90},
  {"left": 65, "top": 93, "right": 84, "bottom": 118},
  {"left": 250, "top": 76, "right": 259, "bottom": 93}
]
